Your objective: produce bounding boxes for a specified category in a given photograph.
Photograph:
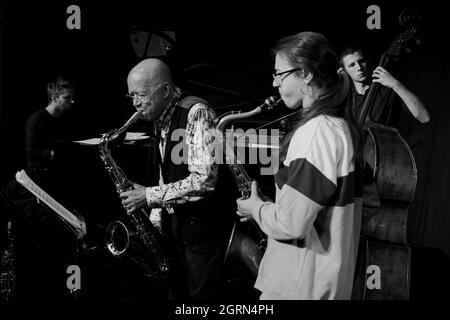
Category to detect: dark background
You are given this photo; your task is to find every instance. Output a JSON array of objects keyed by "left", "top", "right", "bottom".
[{"left": 1, "top": 0, "right": 449, "bottom": 300}]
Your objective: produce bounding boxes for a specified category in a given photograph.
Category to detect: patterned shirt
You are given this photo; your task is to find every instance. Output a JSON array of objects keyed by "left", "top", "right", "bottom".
[{"left": 145, "top": 88, "right": 218, "bottom": 209}]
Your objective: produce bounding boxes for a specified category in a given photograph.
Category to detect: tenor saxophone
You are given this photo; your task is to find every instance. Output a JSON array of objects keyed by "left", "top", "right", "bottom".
[
  {"left": 99, "top": 110, "right": 170, "bottom": 280},
  {"left": 217, "top": 96, "right": 281, "bottom": 276}
]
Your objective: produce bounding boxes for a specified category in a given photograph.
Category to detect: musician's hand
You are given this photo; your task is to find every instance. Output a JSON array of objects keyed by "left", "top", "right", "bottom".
[
  {"left": 132, "top": 182, "right": 144, "bottom": 189},
  {"left": 236, "top": 181, "right": 264, "bottom": 223},
  {"left": 372, "top": 66, "right": 400, "bottom": 89},
  {"left": 119, "top": 184, "right": 147, "bottom": 212}
]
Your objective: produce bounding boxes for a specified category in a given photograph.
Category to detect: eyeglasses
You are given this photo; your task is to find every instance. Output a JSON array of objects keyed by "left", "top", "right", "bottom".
[
  {"left": 126, "top": 82, "right": 165, "bottom": 104},
  {"left": 63, "top": 95, "right": 75, "bottom": 103},
  {"left": 272, "top": 68, "right": 302, "bottom": 86}
]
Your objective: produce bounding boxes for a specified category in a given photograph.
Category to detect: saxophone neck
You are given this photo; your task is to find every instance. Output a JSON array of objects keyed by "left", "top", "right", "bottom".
[
  {"left": 216, "top": 109, "right": 260, "bottom": 132},
  {"left": 216, "top": 96, "right": 281, "bottom": 200},
  {"left": 121, "top": 110, "right": 144, "bottom": 130},
  {"left": 215, "top": 96, "right": 281, "bottom": 132},
  {"left": 101, "top": 110, "right": 144, "bottom": 144},
  {"left": 98, "top": 111, "right": 143, "bottom": 194}
]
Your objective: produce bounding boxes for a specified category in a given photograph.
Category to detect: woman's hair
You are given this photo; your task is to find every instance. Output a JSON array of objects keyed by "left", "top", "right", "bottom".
[
  {"left": 47, "top": 76, "right": 76, "bottom": 103},
  {"left": 272, "top": 32, "right": 361, "bottom": 162}
]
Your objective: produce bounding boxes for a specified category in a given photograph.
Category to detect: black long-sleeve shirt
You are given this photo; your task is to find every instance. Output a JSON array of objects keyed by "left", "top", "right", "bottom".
[{"left": 25, "top": 109, "right": 57, "bottom": 169}]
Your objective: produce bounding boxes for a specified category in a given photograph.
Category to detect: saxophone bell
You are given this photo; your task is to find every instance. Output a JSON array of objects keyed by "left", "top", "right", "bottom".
[
  {"left": 224, "top": 222, "right": 264, "bottom": 277},
  {"left": 105, "top": 220, "right": 130, "bottom": 257}
]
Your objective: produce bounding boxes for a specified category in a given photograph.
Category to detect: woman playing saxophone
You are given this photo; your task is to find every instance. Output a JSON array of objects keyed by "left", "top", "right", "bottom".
[{"left": 236, "top": 32, "right": 363, "bottom": 300}]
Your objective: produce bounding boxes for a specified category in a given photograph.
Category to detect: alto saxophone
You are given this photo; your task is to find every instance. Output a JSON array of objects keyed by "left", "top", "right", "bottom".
[
  {"left": 99, "top": 110, "right": 170, "bottom": 280},
  {"left": 217, "top": 96, "right": 281, "bottom": 276}
]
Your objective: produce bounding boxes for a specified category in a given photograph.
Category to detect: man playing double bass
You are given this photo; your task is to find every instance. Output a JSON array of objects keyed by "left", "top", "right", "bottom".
[
  {"left": 340, "top": 46, "right": 430, "bottom": 125},
  {"left": 340, "top": 43, "right": 429, "bottom": 299}
]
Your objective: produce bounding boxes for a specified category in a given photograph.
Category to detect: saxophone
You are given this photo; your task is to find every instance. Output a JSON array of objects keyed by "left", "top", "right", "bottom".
[
  {"left": 0, "top": 221, "right": 16, "bottom": 301},
  {"left": 217, "top": 96, "right": 281, "bottom": 276},
  {"left": 99, "top": 110, "right": 170, "bottom": 280}
]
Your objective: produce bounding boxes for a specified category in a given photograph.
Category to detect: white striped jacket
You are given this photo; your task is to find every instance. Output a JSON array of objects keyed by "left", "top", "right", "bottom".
[{"left": 252, "top": 115, "right": 362, "bottom": 300}]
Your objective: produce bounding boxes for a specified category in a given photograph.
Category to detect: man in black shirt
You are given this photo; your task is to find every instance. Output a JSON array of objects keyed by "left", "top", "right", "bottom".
[
  {"left": 1, "top": 76, "right": 76, "bottom": 223},
  {"left": 0, "top": 77, "right": 76, "bottom": 300},
  {"left": 340, "top": 46, "right": 430, "bottom": 125},
  {"left": 25, "top": 77, "right": 76, "bottom": 171}
]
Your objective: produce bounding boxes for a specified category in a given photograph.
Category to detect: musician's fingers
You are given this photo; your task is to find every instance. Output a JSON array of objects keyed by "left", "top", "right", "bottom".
[
  {"left": 132, "top": 182, "right": 142, "bottom": 188},
  {"left": 372, "top": 73, "right": 382, "bottom": 81},
  {"left": 375, "top": 69, "right": 388, "bottom": 77},
  {"left": 251, "top": 180, "right": 258, "bottom": 196},
  {"left": 236, "top": 197, "right": 246, "bottom": 203},
  {"left": 237, "top": 210, "right": 250, "bottom": 222},
  {"left": 236, "top": 198, "right": 244, "bottom": 210},
  {"left": 237, "top": 210, "right": 246, "bottom": 218},
  {"left": 121, "top": 198, "right": 132, "bottom": 208},
  {"left": 119, "top": 192, "right": 128, "bottom": 198}
]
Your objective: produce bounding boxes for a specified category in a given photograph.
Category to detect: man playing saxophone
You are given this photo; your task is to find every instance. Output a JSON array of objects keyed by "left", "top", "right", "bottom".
[{"left": 119, "top": 58, "right": 234, "bottom": 301}]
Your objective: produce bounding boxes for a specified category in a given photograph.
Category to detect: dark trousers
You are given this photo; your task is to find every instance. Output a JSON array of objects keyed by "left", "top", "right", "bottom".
[{"left": 168, "top": 231, "right": 228, "bottom": 301}]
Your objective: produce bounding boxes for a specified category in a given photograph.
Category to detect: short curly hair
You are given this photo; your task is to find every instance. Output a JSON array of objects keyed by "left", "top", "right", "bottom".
[{"left": 47, "top": 77, "right": 76, "bottom": 103}]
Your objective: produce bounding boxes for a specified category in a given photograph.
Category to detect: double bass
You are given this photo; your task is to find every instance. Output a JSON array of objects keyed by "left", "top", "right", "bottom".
[{"left": 351, "top": 26, "right": 420, "bottom": 300}]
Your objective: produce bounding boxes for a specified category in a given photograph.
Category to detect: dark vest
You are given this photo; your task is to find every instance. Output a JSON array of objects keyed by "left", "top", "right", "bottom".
[{"left": 160, "top": 95, "right": 236, "bottom": 244}]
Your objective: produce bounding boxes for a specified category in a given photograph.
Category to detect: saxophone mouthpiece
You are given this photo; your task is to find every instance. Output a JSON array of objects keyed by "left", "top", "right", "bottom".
[
  {"left": 125, "top": 110, "right": 143, "bottom": 126},
  {"left": 261, "top": 96, "right": 281, "bottom": 110},
  {"left": 136, "top": 109, "right": 144, "bottom": 117}
]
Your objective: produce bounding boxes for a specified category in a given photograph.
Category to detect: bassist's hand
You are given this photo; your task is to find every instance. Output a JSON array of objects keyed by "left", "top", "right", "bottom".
[{"left": 372, "top": 66, "right": 400, "bottom": 89}]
